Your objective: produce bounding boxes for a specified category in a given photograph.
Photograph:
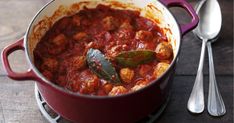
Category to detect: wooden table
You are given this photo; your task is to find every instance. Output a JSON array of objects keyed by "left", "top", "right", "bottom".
[{"left": 0, "top": 0, "right": 233, "bottom": 123}]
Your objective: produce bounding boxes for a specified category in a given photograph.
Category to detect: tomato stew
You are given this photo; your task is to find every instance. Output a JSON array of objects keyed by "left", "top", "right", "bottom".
[{"left": 34, "top": 5, "right": 173, "bottom": 96}]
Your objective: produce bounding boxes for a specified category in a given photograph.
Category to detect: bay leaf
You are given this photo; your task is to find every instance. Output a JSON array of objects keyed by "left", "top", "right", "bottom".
[
  {"left": 115, "top": 50, "right": 155, "bottom": 67},
  {"left": 86, "top": 48, "right": 121, "bottom": 84}
]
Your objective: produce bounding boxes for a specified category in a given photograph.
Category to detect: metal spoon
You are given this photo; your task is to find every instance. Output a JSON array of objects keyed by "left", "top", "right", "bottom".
[
  {"left": 187, "top": 0, "right": 206, "bottom": 114},
  {"left": 188, "top": 0, "right": 226, "bottom": 116}
]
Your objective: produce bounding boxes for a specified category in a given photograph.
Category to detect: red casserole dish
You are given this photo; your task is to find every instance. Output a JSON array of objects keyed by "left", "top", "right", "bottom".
[{"left": 2, "top": 0, "right": 198, "bottom": 122}]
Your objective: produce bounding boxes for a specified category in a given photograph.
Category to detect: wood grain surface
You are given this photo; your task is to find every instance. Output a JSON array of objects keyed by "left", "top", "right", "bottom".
[{"left": 0, "top": 0, "right": 233, "bottom": 123}]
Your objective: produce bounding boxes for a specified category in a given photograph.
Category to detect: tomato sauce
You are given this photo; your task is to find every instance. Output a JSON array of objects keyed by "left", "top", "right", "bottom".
[{"left": 34, "top": 5, "right": 173, "bottom": 96}]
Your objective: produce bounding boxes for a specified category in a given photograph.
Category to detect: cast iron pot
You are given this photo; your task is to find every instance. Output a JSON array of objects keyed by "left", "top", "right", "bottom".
[{"left": 2, "top": 0, "right": 198, "bottom": 123}]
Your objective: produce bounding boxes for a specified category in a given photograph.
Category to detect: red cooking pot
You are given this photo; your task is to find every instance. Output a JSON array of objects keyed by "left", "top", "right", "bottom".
[{"left": 2, "top": 0, "right": 198, "bottom": 123}]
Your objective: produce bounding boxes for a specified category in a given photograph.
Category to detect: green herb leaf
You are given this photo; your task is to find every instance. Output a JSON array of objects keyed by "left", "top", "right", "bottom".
[
  {"left": 115, "top": 50, "right": 155, "bottom": 67},
  {"left": 86, "top": 48, "right": 121, "bottom": 84}
]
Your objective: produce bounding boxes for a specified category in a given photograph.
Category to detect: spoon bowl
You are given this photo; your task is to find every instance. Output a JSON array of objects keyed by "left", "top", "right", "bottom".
[{"left": 193, "top": 0, "right": 222, "bottom": 40}]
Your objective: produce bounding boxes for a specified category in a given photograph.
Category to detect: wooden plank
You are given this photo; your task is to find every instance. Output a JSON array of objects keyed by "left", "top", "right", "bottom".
[
  {"left": 157, "top": 75, "right": 233, "bottom": 123},
  {"left": 0, "top": 0, "right": 50, "bottom": 42},
  {"left": 0, "top": 102, "right": 5, "bottom": 123},
  {"left": 0, "top": 77, "right": 48, "bottom": 123},
  {"left": 0, "top": 0, "right": 50, "bottom": 75}
]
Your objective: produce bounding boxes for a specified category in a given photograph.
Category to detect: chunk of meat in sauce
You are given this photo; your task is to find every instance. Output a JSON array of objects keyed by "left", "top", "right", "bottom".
[
  {"left": 103, "top": 83, "right": 113, "bottom": 94},
  {"left": 135, "top": 30, "right": 153, "bottom": 41},
  {"left": 69, "top": 56, "right": 86, "bottom": 70},
  {"left": 109, "top": 86, "right": 128, "bottom": 96},
  {"left": 79, "top": 70, "right": 100, "bottom": 94},
  {"left": 131, "top": 84, "right": 146, "bottom": 92},
  {"left": 95, "top": 31, "right": 112, "bottom": 44},
  {"left": 120, "top": 20, "right": 133, "bottom": 30},
  {"left": 47, "top": 46, "right": 65, "bottom": 55},
  {"left": 120, "top": 68, "right": 135, "bottom": 84},
  {"left": 68, "top": 70, "right": 100, "bottom": 94},
  {"left": 48, "top": 34, "right": 68, "bottom": 55},
  {"left": 72, "top": 15, "right": 81, "bottom": 26},
  {"left": 134, "top": 18, "right": 154, "bottom": 30},
  {"left": 153, "top": 62, "right": 170, "bottom": 78},
  {"left": 155, "top": 42, "right": 173, "bottom": 60},
  {"left": 86, "top": 32, "right": 112, "bottom": 52},
  {"left": 73, "top": 32, "right": 88, "bottom": 42},
  {"left": 51, "top": 34, "right": 67, "bottom": 46},
  {"left": 139, "top": 64, "right": 152, "bottom": 77},
  {"left": 115, "top": 29, "right": 134, "bottom": 42},
  {"left": 41, "top": 58, "right": 58, "bottom": 72},
  {"left": 131, "top": 80, "right": 148, "bottom": 92},
  {"left": 102, "top": 16, "right": 119, "bottom": 31}
]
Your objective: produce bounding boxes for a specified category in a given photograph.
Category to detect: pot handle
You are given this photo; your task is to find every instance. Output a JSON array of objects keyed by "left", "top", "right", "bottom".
[
  {"left": 1, "top": 38, "right": 38, "bottom": 80},
  {"left": 159, "top": 0, "right": 199, "bottom": 35}
]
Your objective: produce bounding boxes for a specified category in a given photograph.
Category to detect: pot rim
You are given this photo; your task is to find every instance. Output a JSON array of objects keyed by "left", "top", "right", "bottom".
[{"left": 24, "top": 0, "right": 182, "bottom": 99}]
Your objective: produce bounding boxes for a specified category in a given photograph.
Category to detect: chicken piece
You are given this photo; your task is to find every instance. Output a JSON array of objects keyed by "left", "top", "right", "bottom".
[
  {"left": 155, "top": 42, "right": 173, "bottom": 60},
  {"left": 95, "top": 31, "right": 112, "bottom": 43},
  {"left": 47, "top": 46, "right": 65, "bottom": 55},
  {"left": 131, "top": 84, "right": 146, "bottom": 92},
  {"left": 52, "top": 34, "right": 67, "bottom": 46},
  {"left": 135, "top": 30, "right": 153, "bottom": 41},
  {"left": 116, "top": 29, "right": 133, "bottom": 42},
  {"left": 79, "top": 70, "right": 100, "bottom": 94},
  {"left": 153, "top": 62, "right": 170, "bottom": 78},
  {"left": 109, "top": 86, "right": 128, "bottom": 96},
  {"left": 120, "top": 20, "right": 133, "bottom": 30},
  {"left": 70, "top": 56, "right": 86, "bottom": 70},
  {"left": 102, "top": 16, "right": 119, "bottom": 31},
  {"left": 139, "top": 64, "right": 152, "bottom": 77},
  {"left": 80, "top": 79, "right": 99, "bottom": 94},
  {"left": 120, "top": 68, "right": 134, "bottom": 84},
  {"left": 131, "top": 80, "right": 148, "bottom": 91},
  {"left": 48, "top": 34, "right": 68, "bottom": 55},
  {"left": 81, "top": 17, "right": 91, "bottom": 26},
  {"left": 68, "top": 70, "right": 99, "bottom": 93},
  {"left": 41, "top": 58, "right": 58, "bottom": 72},
  {"left": 73, "top": 32, "right": 88, "bottom": 41},
  {"left": 159, "top": 60, "right": 171, "bottom": 64},
  {"left": 72, "top": 15, "right": 81, "bottom": 26},
  {"left": 135, "top": 79, "right": 148, "bottom": 85},
  {"left": 103, "top": 83, "right": 113, "bottom": 94}
]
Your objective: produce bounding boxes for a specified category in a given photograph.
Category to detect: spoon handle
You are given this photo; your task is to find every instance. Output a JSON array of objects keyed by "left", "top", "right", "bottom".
[
  {"left": 187, "top": 39, "right": 206, "bottom": 113},
  {"left": 207, "top": 42, "right": 226, "bottom": 116}
]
